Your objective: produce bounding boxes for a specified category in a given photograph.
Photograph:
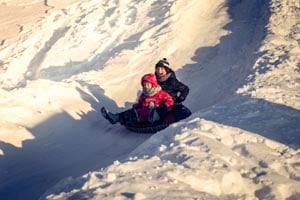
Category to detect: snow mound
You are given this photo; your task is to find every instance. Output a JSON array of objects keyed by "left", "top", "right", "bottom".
[{"left": 42, "top": 118, "right": 300, "bottom": 200}]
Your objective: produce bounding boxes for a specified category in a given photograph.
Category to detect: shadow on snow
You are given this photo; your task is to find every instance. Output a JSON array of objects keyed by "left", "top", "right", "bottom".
[
  {"left": 0, "top": 1, "right": 299, "bottom": 200},
  {"left": 175, "top": 0, "right": 300, "bottom": 148},
  {"left": 0, "top": 84, "right": 152, "bottom": 200}
]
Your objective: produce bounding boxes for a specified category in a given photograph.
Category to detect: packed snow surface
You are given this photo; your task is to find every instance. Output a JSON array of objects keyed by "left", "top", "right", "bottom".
[{"left": 0, "top": 0, "right": 299, "bottom": 199}]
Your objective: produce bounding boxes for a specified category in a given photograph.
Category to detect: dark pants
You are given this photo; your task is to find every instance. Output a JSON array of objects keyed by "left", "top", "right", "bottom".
[
  {"left": 119, "top": 109, "right": 139, "bottom": 125},
  {"left": 170, "top": 104, "right": 192, "bottom": 122},
  {"left": 119, "top": 106, "right": 169, "bottom": 125},
  {"left": 119, "top": 104, "right": 191, "bottom": 125}
]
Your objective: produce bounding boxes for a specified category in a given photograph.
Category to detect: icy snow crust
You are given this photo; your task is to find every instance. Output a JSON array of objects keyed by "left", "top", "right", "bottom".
[{"left": 0, "top": 0, "right": 299, "bottom": 199}]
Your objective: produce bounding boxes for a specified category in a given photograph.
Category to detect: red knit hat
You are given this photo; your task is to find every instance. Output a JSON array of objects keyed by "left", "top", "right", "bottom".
[{"left": 141, "top": 73, "right": 158, "bottom": 87}]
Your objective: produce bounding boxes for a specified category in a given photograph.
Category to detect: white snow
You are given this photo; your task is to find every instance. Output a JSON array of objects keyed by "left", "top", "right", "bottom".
[{"left": 0, "top": 0, "right": 299, "bottom": 199}]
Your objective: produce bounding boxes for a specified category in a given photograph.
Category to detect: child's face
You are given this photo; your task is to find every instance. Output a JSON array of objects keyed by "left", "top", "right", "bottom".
[{"left": 142, "top": 81, "right": 152, "bottom": 89}]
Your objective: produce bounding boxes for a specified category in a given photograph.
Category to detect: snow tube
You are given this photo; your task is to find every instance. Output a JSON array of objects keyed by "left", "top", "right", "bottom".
[
  {"left": 124, "top": 104, "right": 191, "bottom": 133},
  {"left": 125, "top": 121, "right": 169, "bottom": 133}
]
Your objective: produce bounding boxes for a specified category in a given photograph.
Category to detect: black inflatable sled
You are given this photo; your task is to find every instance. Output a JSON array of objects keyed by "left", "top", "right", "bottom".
[{"left": 123, "top": 104, "right": 192, "bottom": 133}]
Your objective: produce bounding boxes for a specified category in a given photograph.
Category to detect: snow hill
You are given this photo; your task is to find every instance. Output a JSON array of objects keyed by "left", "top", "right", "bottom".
[{"left": 0, "top": 0, "right": 299, "bottom": 199}]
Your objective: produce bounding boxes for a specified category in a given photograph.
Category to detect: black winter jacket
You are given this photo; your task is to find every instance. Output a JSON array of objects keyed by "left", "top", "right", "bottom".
[{"left": 156, "top": 70, "right": 189, "bottom": 104}]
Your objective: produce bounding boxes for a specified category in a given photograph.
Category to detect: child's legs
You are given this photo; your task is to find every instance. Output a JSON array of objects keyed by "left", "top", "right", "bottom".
[
  {"left": 119, "top": 108, "right": 139, "bottom": 125},
  {"left": 135, "top": 107, "right": 149, "bottom": 122}
]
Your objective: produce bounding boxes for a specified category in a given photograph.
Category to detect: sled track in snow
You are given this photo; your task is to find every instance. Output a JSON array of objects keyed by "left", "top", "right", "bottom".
[{"left": 182, "top": 0, "right": 270, "bottom": 111}]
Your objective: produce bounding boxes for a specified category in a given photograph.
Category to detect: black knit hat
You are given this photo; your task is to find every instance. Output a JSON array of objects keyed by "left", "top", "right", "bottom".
[{"left": 155, "top": 58, "right": 171, "bottom": 72}]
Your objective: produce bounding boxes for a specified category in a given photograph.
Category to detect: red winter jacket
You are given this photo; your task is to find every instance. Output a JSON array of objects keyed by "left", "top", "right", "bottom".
[
  {"left": 133, "top": 89, "right": 174, "bottom": 111},
  {"left": 132, "top": 73, "right": 174, "bottom": 122},
  {"left": 132, "top": 89, "right": 174, "bottom": 122}
]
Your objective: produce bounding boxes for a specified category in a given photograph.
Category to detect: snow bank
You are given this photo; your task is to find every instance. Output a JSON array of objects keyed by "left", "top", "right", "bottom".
[
  {"left": 42, "top": 118, "right": 300, "bottom": 200},
  {"left": 0, "top": 0, "right": 299, "bottom": 199}
]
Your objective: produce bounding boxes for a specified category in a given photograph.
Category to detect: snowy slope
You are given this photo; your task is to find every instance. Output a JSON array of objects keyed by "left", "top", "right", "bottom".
[{"left": 0, "top": 0, "right": 299, "bottom": 199}]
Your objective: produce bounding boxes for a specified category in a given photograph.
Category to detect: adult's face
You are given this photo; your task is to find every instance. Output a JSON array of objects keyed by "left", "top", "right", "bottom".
[{"left": 156, "top": 66, "right": 167, "bottom": 77}]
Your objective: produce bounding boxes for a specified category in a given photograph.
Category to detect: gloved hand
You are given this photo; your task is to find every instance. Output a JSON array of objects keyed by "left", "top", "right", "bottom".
[
  {"left": 148, "top": 101, "right": 155, "bottom": 109},
  {"left": 175, "top": 96, "right": 185, "bottom": 104},
  {"left": 166, "top": 106, "right": 172, "bottom": 112}
]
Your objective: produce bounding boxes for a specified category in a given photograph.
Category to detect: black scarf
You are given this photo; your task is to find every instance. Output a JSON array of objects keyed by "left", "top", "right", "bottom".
[{"left": 156, "top": 72, "right": 171, "bottom": 82}]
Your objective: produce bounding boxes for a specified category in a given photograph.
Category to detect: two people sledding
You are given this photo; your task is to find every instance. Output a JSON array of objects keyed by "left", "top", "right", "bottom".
[{"left": 101, "top": 58, "right": 191, "bottom": 133}]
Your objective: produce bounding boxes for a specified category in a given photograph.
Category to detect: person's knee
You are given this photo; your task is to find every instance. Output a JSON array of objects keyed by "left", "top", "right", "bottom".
[{"left": 156, "top": 106, "right": 168, "bottom": 118}]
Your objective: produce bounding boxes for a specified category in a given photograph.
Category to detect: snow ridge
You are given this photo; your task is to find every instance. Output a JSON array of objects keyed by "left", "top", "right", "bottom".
[{"left": 0, "top": 0, "right": 299, "bottom": 199}]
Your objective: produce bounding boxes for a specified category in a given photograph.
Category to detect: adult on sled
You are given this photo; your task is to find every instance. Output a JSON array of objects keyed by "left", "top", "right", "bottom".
[
  {"left": 154, "top": 58, "right": 191, "bottom": 122},
  {"left": 101, "top": 73, "right": 174, "bottom": 125}
]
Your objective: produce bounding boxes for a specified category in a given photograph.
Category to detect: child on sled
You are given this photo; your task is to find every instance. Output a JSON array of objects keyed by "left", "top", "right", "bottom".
[{"left": 101, "top": 73, "right": 174, "bottom": 125}]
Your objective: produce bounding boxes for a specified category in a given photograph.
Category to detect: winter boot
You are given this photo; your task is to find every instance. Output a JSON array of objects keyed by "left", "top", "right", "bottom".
[
  {"left": 101, "top": 107, "right": 120, "bottom": 124},
  {"left": 148, "top": 101, "right": 160, "bottom": 123}
]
